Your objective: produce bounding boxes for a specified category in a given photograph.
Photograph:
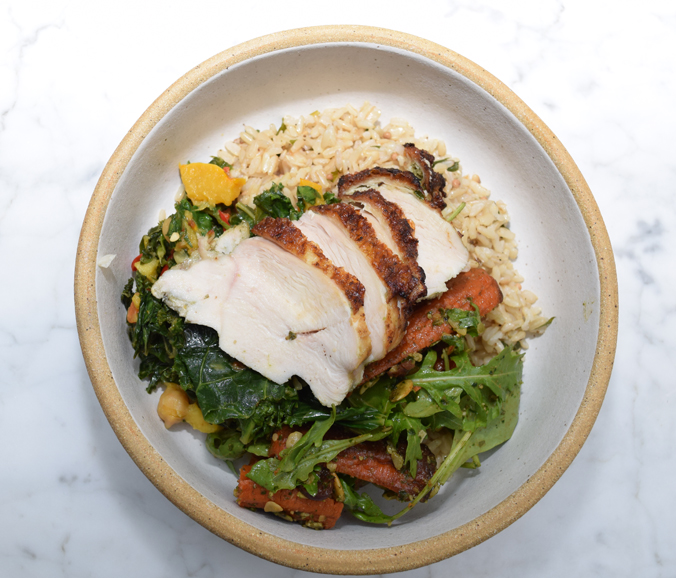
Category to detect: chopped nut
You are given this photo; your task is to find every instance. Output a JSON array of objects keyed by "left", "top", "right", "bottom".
[
  {"left": 332, "top": 473, "right": 345, "bottom": 503},
  {"left": 264, "top": 501, "right": 284, "bottom": 513},
  {"left": 390, "top": 379, "right": 413, "bottom": 402},
  {"left": 286, "top": 431, "right": 303, "bottom": 448}
]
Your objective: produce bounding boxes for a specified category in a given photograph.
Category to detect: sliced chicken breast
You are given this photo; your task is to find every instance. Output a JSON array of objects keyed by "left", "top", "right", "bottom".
[
  {"left": 339, "top": 168, "right": 469, "bottom": 298},
  {"left": 152, "top": 223, "right": 370, "bottom": 407},
  {"left": 297, "top": 203, "right": 421, "bottom": 363},
  {"left": 342, "top": 188, "right": 426, "bottom": 297}
]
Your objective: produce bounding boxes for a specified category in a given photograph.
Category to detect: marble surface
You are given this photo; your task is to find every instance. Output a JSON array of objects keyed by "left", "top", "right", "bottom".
[{"left": 1, "top": 0, "right": 674, "bottom": 576}]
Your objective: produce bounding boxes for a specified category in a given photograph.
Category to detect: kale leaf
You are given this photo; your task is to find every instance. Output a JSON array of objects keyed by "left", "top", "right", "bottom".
[
  {"left": 173, "top": 324, "right": 297, "bottom": 443},
  {"left": 127, "top": 275, "right": 184, "bottom": 391}
]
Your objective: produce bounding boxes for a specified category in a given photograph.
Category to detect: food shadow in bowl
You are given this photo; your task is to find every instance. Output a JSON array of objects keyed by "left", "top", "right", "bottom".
[{"left": 76, "top": 26, "right": 617, "bottom": 572}]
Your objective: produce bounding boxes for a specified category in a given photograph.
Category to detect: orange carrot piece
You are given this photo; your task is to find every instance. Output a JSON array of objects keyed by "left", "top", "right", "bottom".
[
  {"left": 236, "top": 463, "right": 344, "bottom": 529},
  {"left": 363, "top": 267, "right": 503, "bottom": 382}
]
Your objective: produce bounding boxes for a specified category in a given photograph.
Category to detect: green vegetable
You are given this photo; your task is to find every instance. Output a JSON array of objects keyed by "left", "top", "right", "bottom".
[
  {"left": 408, "top": 346, "right": 523, "bottom": 432},
  {"left": 126, "top": 274, "right": 184, "bottom": 391},
  {"left": 445, "top": 202, "right": 466, "bottom": 222},
  {"left": 448, "top": 160, "right": 460, "bottom": 172},
  {"left": 323, "top": 192, "right": 341, "bottom": 204},
  {"left": 173, "top": 325, "right": 296, "bottom": 443},
  {"left": 247, "top": 410, "right": 390, "bottom": 494},
  {"left": 442, "top": 303, "right": 484, "bottom": 337},
  {"left": 209, "top": 156, "right": 232, "bottom": 169},
  {"left": 296, "top": 185, "right": 321, "bottom": 211},
  {"left": 206, "top": 428, "right": 246, "bottom": 461},
  {"left": 339, "top": 478, "right": 395, "bottom": 524}
]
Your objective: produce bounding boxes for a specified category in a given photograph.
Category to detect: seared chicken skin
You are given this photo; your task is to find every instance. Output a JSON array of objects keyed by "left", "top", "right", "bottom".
[{"left": 339, "top": 166, "right": 469, "bottom": 298}]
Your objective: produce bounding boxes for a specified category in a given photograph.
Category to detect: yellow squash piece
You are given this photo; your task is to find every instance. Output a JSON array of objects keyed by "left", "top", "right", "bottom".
[{"left": 179, "top": 163, "right": 245, "bottom": 206}]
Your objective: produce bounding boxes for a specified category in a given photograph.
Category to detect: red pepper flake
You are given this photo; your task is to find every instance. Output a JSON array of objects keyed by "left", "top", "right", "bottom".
[
  {"left": 160, "top": 264, "right": 169, "bottom": 276},
  {"left": 218, "top": 210, "right": 230, "bottom": 225}
]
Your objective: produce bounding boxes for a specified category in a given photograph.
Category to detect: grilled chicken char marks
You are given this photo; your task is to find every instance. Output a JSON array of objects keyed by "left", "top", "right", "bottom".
[
  {"left": 309, "top": 203, "right": 425, "bottom": 306},
  {"left": 342, "top": 188, "right": 427, "bottom": 301},
  {"left": 297, "top": 205, "right": 409, "bottom": 363},
  {"left": 338, "top": 166, "right": 423, "bottom": 198}
]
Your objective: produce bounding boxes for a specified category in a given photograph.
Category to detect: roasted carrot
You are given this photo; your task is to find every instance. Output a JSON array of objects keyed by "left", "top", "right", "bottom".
[
  {"left": 236, "top": 462, "right": 344, "bottom": 529},
  {"left": 334, "top": 439, "right": 437, "bottom": 500},
  {"left": 362, "top": 267, "right": 503, "bottom": 382},
  {"left": 270, "top": 426, "right": 437, "bottom": 501}
]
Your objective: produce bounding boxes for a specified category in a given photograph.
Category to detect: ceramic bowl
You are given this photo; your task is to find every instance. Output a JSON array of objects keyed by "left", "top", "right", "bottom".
[{"left": 75, "top": 26, "right": 618, "bottom": 574}]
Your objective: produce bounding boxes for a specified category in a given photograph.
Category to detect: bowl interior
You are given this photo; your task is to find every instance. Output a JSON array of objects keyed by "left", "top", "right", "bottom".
[{"left": 93, "top": 41, "right": 602, "bottom": 553}]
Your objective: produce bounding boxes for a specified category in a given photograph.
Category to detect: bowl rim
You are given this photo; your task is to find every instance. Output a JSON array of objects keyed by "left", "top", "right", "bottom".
[{"left": 74, "top": 24, "right": 618, "bottom": 574}]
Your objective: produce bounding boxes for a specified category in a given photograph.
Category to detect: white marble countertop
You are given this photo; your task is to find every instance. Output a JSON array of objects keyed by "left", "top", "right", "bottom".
[{"left": 2, "top": 0, "right": 674, "bottom": 576}]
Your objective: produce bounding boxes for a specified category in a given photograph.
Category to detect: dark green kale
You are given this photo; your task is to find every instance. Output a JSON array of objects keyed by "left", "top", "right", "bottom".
[{"left": 127, "top": 275, "right": 184, "bottom": 391}]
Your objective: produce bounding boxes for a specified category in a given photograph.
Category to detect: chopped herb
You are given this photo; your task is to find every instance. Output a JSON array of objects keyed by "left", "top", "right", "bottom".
[
  {"left": 445, "top": 202, "right": 466, "bottom": 222},
  {"left": 209, "top": 156, "right": 232, "bottom": 169}
]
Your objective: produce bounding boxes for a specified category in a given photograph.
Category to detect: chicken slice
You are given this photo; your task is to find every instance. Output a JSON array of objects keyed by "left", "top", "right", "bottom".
[
  {"left": 339, "top": 168, "right": 469, "bottom": 298},
  {"left": 296, "top": 203, "right": 423, "bottom": 363},
  {"left": 152, "top": 223, "right": 370, "bottom": 407},
  {"left": 342, "top": 188, "right": 426, "bottom": 298}
]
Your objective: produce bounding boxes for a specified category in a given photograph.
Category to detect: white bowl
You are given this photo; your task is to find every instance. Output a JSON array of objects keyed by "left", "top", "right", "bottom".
[{"left": 75, "top": 26, "right": 618, "bottom": 574}]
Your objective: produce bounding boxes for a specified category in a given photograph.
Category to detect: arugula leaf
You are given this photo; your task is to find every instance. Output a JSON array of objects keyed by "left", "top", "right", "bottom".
[
  {"left": 247, "top": 415, "right": 390, "bottom": 493},
  {"left": 339, "top": 478, "right": 395, "bottom": 524},
  {"left": 409, "top": 346, "right": 523, "bottom": 432},
  {"left": 389, "top": 413, "right": 424, "bottom": 477},
  {"left": 454, "top": 383, "right": 521, "bottom": 466},
  {"left": 323, "top": 192, "right": 341, "bottom": 204}
]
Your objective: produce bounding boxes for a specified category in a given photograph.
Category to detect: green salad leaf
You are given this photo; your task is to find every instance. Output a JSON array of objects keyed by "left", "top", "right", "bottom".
[
  {"left": 173, "top": 324, "right": 297, "bottom": 443},
  {"left": 339, "top": 478, "right": 395, "bottom": 525},
  {"left": 247, "top": 411, "right": 391, "bottom": 494},
  {"left": 408, "top": 345, "right": 523, "bottom": 432}
]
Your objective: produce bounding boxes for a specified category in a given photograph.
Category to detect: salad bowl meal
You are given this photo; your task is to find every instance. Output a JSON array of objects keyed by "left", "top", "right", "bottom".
[{"left": 75, "top": 26, "right": 618, "bottom": 574}]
